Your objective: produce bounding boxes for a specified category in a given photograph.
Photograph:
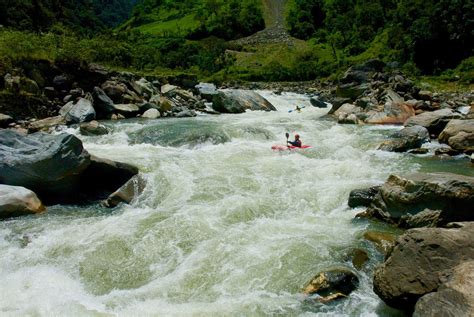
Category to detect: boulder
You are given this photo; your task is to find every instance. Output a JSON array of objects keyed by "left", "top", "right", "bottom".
[
  {"left": 365, "top": 102, "right": 415, "bottom": 125},
  {"left": 338, "top": 113, "right": 359, "bottom": 124},
  {"left": 414, "top": 260, "right": 474, "bottom": 317},
  {"left": 20, "top": 78, "right": 40, "bottom": 94},
  {"left": 132, "top": 78, "right": 156, "bottom": 97},
  {"left": 60, "top": 98, "right": 96, "bottom": 124},
  {"left": 327, "top": 97, "right": 353, "bottom": 115},
  {"left": 341, "top": 59, "right": 386, "bottom": 84},
  {"left": 366, "top": 173, "right": 474, "bottom": 227},
  {"left": 141, "top": 108, "right": 160, "bottom": 119},
  {"left": 102, "top": 174, "right": 146, "bottom": 208},
  {"left": 80, "top": 155, "right": 138, "bottom": 200},
  {"left": 348, "top": 186, "right": 381, "bottom": 208},
  {"left": 28, "top": 116, "right": 66, "bottom": 132},
  {"left": 404, "top": 109, "right": 463, "bottom": 136},
  {"left": 336, "top": 83, "right": 369, "bottom": 100},
  {"left": 0, "top": 130, "right": 90, "bottom": 204},
  {"left": 79, "top": 120, "right": 109, "bottom": 136},
  {"left": 351, "top": 248, "right": 369, "bottom": 270},
  {"left": 52, "top": 74, "right": 70, "bottom": 91},
  {"left": 4, "top": 74, "right": 20, "bottom": 92},
  {"left": 0, "top": 184, "right": 45, "bottom": 219},
  {"left": 438, "top": 119, "right": 474, "bottom": 153},
  {"left": 111, "top": 104, "right": 140, "bottom": 117},
  {"left": 195, "top": 83, "right": 218, "bottom": 101},
  {"left": 0, "top": 113, "right": 14, "bottom": 128},
  {"left": 333, "top": 103, "right": 362, "bottom": 118},
  {"left": 303, "top": 268, "right": 359, "bottom": 302},
  {"left": 363, "top": 231, "right": 396, "bottom": 256},
  {"left": 373, "top": 222, "right": 474, "bottom": 312},
  {"left": 212, "top": 89, "right": 276, "bottom": 113},
  {"left": 377, "top": 126, "right": 430, "bottom": 152},
  {"left": 175, "top": 109, "right": 196, "bottom": 118},
  {"left": 161, "top": 84, "right": 178, "bottom": 96},
  {"left": 101, "top": 80, "right": 127, "bottom": 103},
  {"left": 309, "top": 97, "right": 328, "bottom": 108},
  {"left": 92, "top": 87, "right": 115, "bottom": 116}
]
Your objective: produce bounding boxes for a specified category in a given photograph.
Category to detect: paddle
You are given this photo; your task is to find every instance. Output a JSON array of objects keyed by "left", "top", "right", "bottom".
[
  {"left": 288, "top": 105, "right": 306, "bottom": 113},
  {"left": 285, "top": 132, "right": 289, "bottom": 146}
]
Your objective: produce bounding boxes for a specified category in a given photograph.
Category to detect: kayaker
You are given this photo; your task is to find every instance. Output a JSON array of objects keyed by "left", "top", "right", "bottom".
[{"left": 287, "top": 134, "right": 302, "bottom": 147}]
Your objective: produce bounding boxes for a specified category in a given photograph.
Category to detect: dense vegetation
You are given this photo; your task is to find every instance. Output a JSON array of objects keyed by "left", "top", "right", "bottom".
[
  {"left": 0, "top": 0, "right": 137, "bottom": 32},
  {"left": 287, "top": 0, "right": 474, "bottom": 75},
  {"left": 0, "top": 0, "right": 472, "bottom": 84}
]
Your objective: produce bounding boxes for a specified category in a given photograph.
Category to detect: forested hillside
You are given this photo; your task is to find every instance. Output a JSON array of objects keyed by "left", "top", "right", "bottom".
[
  {"left": 0, "top": 0, "right": 137, "bottom": 32},
  {"left": 0, "top": 0, "right": 472, "bottom": 84}
]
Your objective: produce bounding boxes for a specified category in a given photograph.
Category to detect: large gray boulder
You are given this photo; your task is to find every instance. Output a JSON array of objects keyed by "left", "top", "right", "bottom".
[
  {"left": 366, "top": 173, "right": 474, "bottom": 227},
  {"left": 0, "top": 184, "right": 45, "bottom": 219},
  {"left": 60, "top": 98, "right": 96, "bottom": 124},
  {"left": 195, "top": 83, "right": 218, "bottom": 101},
  {"left": 377, "top": 126, "right": 430, "bottom": 152},
  {"left": 373, "top": 222, "right": 474, "bottom": 313},
  {"left": 79, "top": 120, "right": 109, "bottom": 136},
  {"left": 28, "top": 116, "right": 66, "bottom": 132},
  {"left": 212, "top": 89, "right": 276, "bottom": 113},
  {"left": 414, "top": 260, "right": 474, "bottom": 317},
  {"left": 438, "top": 119, "right": 474, "bottom": 153},
  {"left": 0, "top": 130, "right": 90, "bottom": 203},
  {"left": 404, "top": 109, "right": 463, "bottom": 136}
]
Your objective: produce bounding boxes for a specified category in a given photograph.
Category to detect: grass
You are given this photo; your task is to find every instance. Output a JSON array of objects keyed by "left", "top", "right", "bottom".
[{"left": 136, "top": 13, "right": 200, "bottom": 36}]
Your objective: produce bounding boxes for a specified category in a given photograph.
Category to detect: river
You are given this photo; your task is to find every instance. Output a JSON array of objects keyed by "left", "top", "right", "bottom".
[{"left": 1, "top": 91, "right": 471, "bottom": 316}]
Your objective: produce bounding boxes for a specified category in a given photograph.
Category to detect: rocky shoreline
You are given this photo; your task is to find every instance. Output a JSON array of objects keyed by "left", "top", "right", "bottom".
[{"left": 1, "top": 59, "right": 473, "bottom": 315}]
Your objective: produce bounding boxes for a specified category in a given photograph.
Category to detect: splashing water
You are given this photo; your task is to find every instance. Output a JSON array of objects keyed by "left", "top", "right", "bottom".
[{"left": 3, "top": 91, "right": 469, "bottom": 316}]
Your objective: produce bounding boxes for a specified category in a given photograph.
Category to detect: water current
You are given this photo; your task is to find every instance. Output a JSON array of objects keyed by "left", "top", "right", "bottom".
[{"left": 1, "top": 91, "right": 472, "bottom": 316}]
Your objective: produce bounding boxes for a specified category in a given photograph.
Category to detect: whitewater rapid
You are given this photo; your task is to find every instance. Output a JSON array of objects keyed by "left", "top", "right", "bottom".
[{"left": 1, "top": 91, "right": 431, "bottom": 316}]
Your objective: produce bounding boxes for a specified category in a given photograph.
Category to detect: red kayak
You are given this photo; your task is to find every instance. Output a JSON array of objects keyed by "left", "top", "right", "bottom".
[{"left": 271, "top": 144, "right": 312, "bottom": 151}]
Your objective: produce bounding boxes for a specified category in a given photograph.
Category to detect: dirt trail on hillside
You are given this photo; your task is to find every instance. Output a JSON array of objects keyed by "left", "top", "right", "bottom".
[{"left": 233, "top": 0, "right": 294, "bottom": 46}]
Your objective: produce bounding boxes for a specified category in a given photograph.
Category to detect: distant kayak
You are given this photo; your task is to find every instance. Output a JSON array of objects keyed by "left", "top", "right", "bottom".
[{"left": 271, "top": 144, "right": 312, "bottom": 151}]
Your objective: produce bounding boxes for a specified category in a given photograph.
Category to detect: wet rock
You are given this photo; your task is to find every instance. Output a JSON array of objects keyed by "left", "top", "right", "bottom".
[
  {"left": 309, "top": 97, "right": 327, "bottom": 108},
  {"left": 327, "top": 97, "right": 353, "bottom": 114},
  {"left": 351, "top": 248, "right": 369, "bottom": 270},
  {"left": 400, "top": 209, "right": 442, "bottom": 228},
  {"left": 175, "top": 109, "right": 197, "bottom": 117},
  {"left": 80, "top": 155, "right": 138, "bottom": 201},
  {"left": 404, "top": 109, "right": 463, "bottom": 136},
  {"left": 373, "top": 222, "right": 474, "bottom": 312},
  {"left": 434, "top": 147, "right": 462, "bottom": 156},
  {"left": 102, "top": 174, "right": 146, "bottom": 208},
  {"left": 363, "top": 231, "right": 396, "bottom": 256},
  {"left": 438, "top": 119, "right": 474, "bottom": 153},
  {"left": 0, "top": 184, "right": 46, "bottom": 219},
  {"left": 377, "top": 126, "right": 430, "bottom": 152},
  {"left": 212, "top": 89, "right": 276, "bottom": 113},
  {"left": 79, "top": 120, "right": 109, "bottom": 136},
  {"left": 141, "top": 108, "right": 160, "bottom": 119},
  {"left": 338, "top": 113, "right": 359, "bottom": 124},
  {"left": 366, "top": 173, "right": 474, "bottom": 227},
  {"left": 408, "top": 148, "right": 429, "bottom": 155},
  {"left": 334, "top": 103, "right": 362, "bottom": 118},
  {"left": 28, "top": 116, "right": 66, "bottom": 132},
  {"left": 414, "top": 260, "right": 474, "bottom": 317},
  {"left": 0, "top": 130, "right": 90, "bottom": 204},
  {"left": 348, "top": 186, "right": 381, "bottom": 208},
  {"left": 303, "top": 268, "right": 359, "bottom": 302}
]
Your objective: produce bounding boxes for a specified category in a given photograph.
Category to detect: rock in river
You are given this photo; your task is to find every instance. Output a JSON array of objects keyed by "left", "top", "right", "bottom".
[{"left": 0, "top": 184, "right": 45, "bottom": 219}]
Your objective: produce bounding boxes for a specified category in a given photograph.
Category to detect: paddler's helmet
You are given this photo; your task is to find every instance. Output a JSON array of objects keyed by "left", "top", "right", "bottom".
[{"left": 295, "top": 134, "right": 300, "bottom": 139}]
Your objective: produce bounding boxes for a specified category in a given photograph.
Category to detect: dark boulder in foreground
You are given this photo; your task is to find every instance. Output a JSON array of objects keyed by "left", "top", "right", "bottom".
[
  {"left": 366, "top": 173, "right": 474, "bottom": 228},
  {"left": 212, "top": 89, "right": 276, "bottom": 113},
  {"left": 373, "top": 222, "right": 474, "bottom": 313},
  {"left": 0, "top": 130, "right": 139, "bottom": 206},
  {"left": 0, "top": 184, "right": 46, "bottom": 219},
  {"left": 303, "top": 268, "right": 359, "bottom": 303},
  {"left": 0, "top": 130, "right": 90, "bottom": 204}
]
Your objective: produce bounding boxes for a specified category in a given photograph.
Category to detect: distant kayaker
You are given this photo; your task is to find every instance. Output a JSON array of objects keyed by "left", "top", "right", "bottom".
[
  {"left": 295, "top": 105, "right": 302, "bottom": 112},
  {"left": 287, "top": 134, "right": 302, "bottom": 147}
]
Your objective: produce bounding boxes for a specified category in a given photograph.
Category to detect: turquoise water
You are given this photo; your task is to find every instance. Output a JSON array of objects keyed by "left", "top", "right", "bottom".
[{"left": 1, "top": 91, "right": 470, "bottom": 316}]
